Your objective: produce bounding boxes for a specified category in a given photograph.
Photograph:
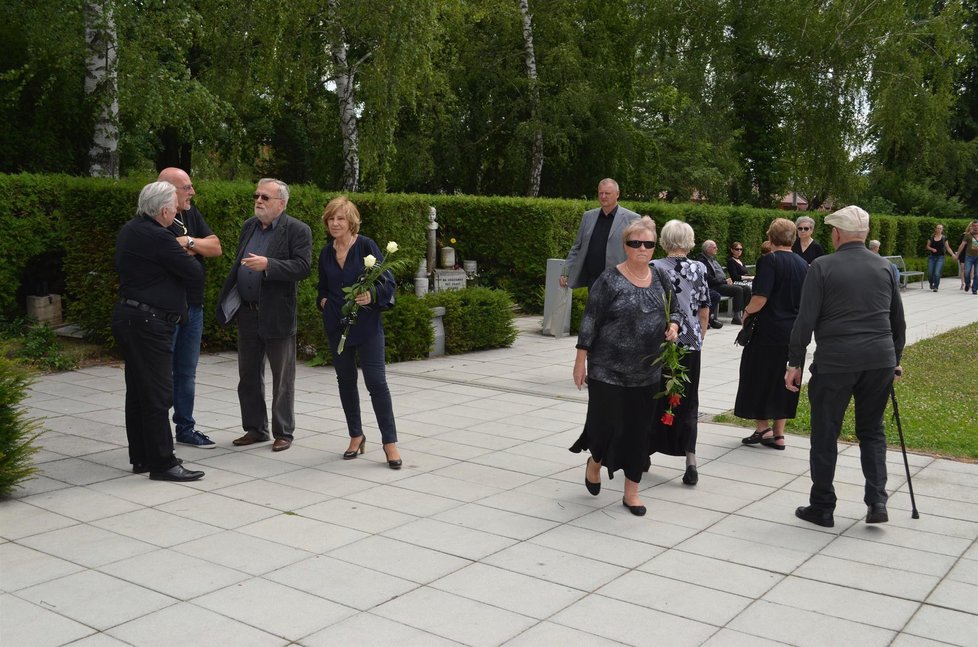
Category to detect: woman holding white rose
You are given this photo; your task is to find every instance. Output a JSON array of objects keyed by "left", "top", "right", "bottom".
[{"left": 317, "top": 196, "right": 402, "bottom": 468}]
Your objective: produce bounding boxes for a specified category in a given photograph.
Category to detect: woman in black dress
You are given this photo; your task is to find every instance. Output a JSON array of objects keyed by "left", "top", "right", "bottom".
[
  {"left": 792, "top": 215, "right": 824, "bottom": 264},
  {"left": 735, "top": 218, "right": 809, "bottom": 449},
  {"left": 570, "top": 217, "right": 680, "bottom": 516}
]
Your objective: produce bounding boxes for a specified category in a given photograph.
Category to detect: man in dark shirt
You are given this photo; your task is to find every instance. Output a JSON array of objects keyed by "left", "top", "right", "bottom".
[
  {"left": 786, "top": 205, "right": 906, "bottom": 528},
  {"left": 559, "top": 179, "right": 640, "bottom": 289},
  {"left": 216, "top": 179, "right": 311, "bottom": 452},
  {"left": 113, "top": 181, "right": 205, "bottom": 482},
  {"left": 158, "top": 168, "right": 222, "bottom": 449}
]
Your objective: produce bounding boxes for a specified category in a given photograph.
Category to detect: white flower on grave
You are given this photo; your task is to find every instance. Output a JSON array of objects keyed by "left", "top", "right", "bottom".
[
  {"left": 363, "top": 254, "right": 377, "bottom": 269},
  {"left": 386, "top": 241, "right": 398, "bottom": 253}
]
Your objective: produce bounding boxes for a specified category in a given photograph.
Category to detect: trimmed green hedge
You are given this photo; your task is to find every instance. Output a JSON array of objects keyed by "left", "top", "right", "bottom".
[
  {"left": 0, "top": 357, "right": 41, "bottom": 497},
  {"left": 424, "top": 287, "right": 518, "bottom": 354},
  {"left": 1, "top": 173, "right": 972, "bottom": 353}
]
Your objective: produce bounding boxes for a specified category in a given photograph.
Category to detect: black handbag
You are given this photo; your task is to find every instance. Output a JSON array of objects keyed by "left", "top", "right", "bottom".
[{"left": 734, "top": 313, "right": 758, "bottom": 347}]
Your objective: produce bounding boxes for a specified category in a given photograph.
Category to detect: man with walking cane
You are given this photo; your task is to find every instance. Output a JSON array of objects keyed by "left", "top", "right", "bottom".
[{"left": 785, "top": 206, "right": 906, "bottom": 528}]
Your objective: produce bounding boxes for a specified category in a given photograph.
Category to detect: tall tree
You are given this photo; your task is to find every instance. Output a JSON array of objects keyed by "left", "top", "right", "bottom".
[
  {"left": 84, "top": 0, "right": 119, "bottom": 177},
  {"left": 518, "top": 0, "right": 544, "bottom": 196}
]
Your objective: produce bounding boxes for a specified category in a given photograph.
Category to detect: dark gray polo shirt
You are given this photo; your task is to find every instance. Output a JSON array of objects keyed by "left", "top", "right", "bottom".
[{"left": 236, "top": 217, "right": 279, "bottom": 303}]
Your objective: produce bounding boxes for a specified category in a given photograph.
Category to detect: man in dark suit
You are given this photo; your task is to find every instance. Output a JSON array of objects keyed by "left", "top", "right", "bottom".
[
  {"left": 216, "top": 179, "right": 312, "bottom": 452},
  {"left": 559, "top": 178, "right": 640, "bottom": 289}
]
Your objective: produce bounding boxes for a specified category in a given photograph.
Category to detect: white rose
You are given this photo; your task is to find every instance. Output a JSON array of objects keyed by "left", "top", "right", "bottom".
[
  {"left": 386, "top": 241, "right": 399, "bottom": 253},
  {"left": 364, "top": 254, "right": 377, "bottom": 268}
]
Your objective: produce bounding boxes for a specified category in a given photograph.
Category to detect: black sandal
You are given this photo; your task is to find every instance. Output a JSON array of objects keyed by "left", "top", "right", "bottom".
[
  {"left": 761, "top": 434, "right": 786, "bottom": 450},
  {"left": 742, "top": 428, "right": 772, "bottom": 445}
]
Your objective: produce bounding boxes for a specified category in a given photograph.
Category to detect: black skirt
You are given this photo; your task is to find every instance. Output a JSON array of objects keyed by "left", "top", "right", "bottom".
[
  {"left": 651, "top": 350, "right": 700, "bottom": 456},
  {"left": 734, "top": 342, "right": 800, "bottom": 420},
  {"left": 569, "top": 378, "right": 655, "bottom": 483}
]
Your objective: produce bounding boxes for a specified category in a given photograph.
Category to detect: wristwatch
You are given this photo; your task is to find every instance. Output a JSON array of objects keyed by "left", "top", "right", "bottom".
[{"left": 186, "top": 237, "right": 195, "bottom": 249}]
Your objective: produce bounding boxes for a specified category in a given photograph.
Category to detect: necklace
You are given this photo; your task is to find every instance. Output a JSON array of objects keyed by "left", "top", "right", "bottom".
[{"left": 621, "top": 263, "right": 651, "bottom": 283}]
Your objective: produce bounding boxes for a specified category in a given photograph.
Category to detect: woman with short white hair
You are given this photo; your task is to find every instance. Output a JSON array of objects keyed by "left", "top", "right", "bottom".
[{"left": 792, "top": 215, "right": 824, "bottom": 264}]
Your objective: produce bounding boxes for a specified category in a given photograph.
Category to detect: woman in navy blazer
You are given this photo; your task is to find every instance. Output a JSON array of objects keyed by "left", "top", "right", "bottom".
[{"left": 317, "top": 196, "right": 402, "bottom": 469}]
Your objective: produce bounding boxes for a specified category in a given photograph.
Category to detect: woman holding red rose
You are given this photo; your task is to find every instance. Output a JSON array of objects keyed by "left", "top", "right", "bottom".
[
  {"left": 650, "top": 220, "right": 712, "bottom": 486},
  {"left": 570, "top": 217, "right": 680, "bottom": 516}
]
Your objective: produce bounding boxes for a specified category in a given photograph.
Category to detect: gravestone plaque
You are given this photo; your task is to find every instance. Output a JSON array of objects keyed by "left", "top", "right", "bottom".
[{"left": 433, "top": 269, "right": 467, "bottom": 292}]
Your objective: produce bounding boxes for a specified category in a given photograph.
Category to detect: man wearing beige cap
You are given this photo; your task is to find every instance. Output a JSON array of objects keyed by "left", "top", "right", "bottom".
[{"left": 785, "top": 205, "right": 906, "bottom": 528}]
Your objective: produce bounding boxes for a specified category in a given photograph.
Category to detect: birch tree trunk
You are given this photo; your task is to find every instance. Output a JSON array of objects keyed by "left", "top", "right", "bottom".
[
  {"left": 518, "top": 0, "right": 543, "bottom": 197},
  {"left": 329, "top": 0, "right": 360, "bottom": 192},
  {"left": 85, "top": 0, "right": 119, "bottom": 178}
]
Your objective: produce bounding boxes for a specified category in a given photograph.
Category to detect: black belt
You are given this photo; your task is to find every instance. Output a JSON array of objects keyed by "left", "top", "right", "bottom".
[{"left": 119, "top": 299, "right": 182, "bottom": 324}]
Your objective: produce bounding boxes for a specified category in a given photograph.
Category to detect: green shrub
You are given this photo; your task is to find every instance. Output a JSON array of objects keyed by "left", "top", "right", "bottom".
[
  {"left": 424, "top": 287, "right": 518, "bottom": 354},
  {"left": 0, "top": 357, "right": 41, "bottom": 497},
  {"left": 570, "top": 287, "right": 588, "bottom": 334},
  {"left": 381, "top": 292, "right": 436, "bottom": 363}
]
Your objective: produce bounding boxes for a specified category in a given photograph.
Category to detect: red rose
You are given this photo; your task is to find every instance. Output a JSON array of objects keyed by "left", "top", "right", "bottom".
[
  {"left": 668, "top": 393, "right": 682, "bottom": 407},
  {"left": 660, "top": 411, "right": 674, "bottom": 426}
]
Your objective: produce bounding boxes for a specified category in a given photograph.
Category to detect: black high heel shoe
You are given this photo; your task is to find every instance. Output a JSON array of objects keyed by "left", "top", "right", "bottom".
[
  {"left": 343, "top": 436, "right": 366, "bottom": 459},
  {"left": 585, "top": 457, "right": 601, "bottom": 496},
  {"left": 383, "top": 444, "right": 403, "bottom": 470}
]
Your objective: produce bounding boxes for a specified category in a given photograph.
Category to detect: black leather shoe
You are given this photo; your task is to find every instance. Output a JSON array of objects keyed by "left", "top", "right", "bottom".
[
  {"left": 795, "top": 505, "right": 834, "bottom": 528},
  {"left": 866, "top": 503, "right": 889, "bottom": 524},
  {"left": 731, "top": 317, "right": 743, "bottom": 325},
  {"left": 133, "top": 458, "right": 181, "bottom": 474},
  {"left": 708, "top": 318, "right": 723, "bottom": 329},
  {"left": 682, "top": 465, "right": 698, "bottom": 486},
  {"left": 149, "top": 464, "right": 204, "bottom": 482},
  {"left": 622, "top": 498, "right": 647, "bottom": 516},
  {"left": 585, "top": 457, "right": 601, "bottom": 495}
]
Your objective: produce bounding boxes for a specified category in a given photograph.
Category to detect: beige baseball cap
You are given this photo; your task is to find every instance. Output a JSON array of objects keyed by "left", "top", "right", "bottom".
[{"left": 824, "top": 205, "right": 870, "bottom": 231}]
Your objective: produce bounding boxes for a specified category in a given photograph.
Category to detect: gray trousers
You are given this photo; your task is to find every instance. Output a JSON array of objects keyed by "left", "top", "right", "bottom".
[
  {"left": 236, "top": 307, "right": 296, "bottom": 440},
  {"left": 807, "top": 365, "right": 892, "bottom": 512}
]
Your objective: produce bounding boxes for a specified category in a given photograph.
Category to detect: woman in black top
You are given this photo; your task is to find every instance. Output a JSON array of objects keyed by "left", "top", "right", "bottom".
[
  {"left": 726, "top": 241, "right": 754, "bottom": 282},
  {"left": 736, "top": 218, "right": 809, "bottom": 450},
  {"left": 925, "top": 223, "right": 956, "bottom": 291},
  {"left": 792, "top": 215, "right": 824, "bottom": 264}
]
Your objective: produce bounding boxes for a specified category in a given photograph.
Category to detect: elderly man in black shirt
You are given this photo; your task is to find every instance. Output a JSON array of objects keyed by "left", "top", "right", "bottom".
[
  {"left": 113, "top": 181, "right": 205, "bottom": 481},
  {"left": 786, "top": 205, "right": 906, "bottom": 528},
  {"left": 698, "top": 239, "right": 752, "bottom": 326}
]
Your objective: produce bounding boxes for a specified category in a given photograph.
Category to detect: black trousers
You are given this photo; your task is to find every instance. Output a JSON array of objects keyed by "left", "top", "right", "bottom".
[
  {"left": 111, "top": 304, "right": 179, "bottom": 472},
  {"left": 716, "top": 283, "right": 751, "bottom": 313},
  {"left": 807, "top": 365, "right": 892, "bottom": 512}
]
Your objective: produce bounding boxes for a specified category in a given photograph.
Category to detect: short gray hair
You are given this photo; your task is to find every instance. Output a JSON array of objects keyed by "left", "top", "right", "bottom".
[
  {"left": 598, "top": 178, "right": 620, "bottom": 192},
  {"left": 622, "top": 215, "right": 656, "bottom": 243},
  {"left": 701, "top": 239, "right": 717, "bottom": 253},
  {"left": 258, "top": 178, "right": 289, "bottom": 203},
  {"left": 795, "top": 215, "right": 815, "bottom": 228},
  {"left": 660, "top": 219, "right": 695, "bottom": 253},
  {"left": 868, "top": 239, "right": 881, "bottom": 252},
  {"left": 137, "top": 181, "right": 176, "bottom": 218}
]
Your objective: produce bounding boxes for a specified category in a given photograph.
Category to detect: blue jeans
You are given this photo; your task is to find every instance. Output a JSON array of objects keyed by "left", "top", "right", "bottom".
[
  {"left": 171, "top": 304, "right": 203, "bottom": 438},
  {"left": 927, "top": 255, "right": 945, "bottom": 289},
  {"left": 965, "top": 255, "right": 978, "bottom": 293},
  {"left": 329, "top": 329, "right": 397, "bottom": 444}
]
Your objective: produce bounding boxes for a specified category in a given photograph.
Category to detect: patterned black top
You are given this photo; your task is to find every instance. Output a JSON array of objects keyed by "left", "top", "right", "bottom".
[
  {"left": 577, "top": 267, "right": 681, "bottom": 387},
  {"left": 652, "top": 256, "right": 711, "bottom": 351}
]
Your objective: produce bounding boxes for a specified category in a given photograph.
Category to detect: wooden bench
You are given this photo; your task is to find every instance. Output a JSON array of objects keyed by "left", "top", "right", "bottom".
[{"left": 883, "top": 255, "right": 925, "bottom": 290}]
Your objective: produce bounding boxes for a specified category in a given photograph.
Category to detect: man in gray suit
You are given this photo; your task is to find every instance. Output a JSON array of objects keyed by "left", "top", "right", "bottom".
[
  {"left": 560, "top": 178, "right": 641, "bottom": 289},
  {"left": 216, "top": 179, "right": 312, "bottom": 452}
]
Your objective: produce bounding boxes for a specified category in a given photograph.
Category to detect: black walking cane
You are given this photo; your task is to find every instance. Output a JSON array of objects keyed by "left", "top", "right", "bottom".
[{"left": 889, "top": 381, "right": 920, "bottom": 519}]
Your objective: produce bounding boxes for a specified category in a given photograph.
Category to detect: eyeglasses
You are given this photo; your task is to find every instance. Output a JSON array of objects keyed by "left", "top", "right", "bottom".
[
  {"left": 733, "top": 247, "right": 743, "bottom": 251},
  {"left": 254, "top": 193, "right": 281, "bottom": 202},
  {"left": 797, "top": 226, "right": 811, "bottom": 231},
  {"left": 625, "top": 240, "right": 656, "bottom": 249}
]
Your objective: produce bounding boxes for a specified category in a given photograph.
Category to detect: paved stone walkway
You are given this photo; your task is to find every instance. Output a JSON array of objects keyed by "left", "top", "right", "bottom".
[{"left": 1, "top": 284, "right": 976, "bottom": 646}]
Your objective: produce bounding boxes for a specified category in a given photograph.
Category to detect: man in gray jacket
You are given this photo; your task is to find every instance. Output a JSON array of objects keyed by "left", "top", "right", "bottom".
[
  {"left": 786, "top": 205, "right": 905, "bottom": 528},
  {"left": 560, "top": 178, "right": 640, "bottom": 289},
  {"left": 217, "top": 179, "right": 311, "bottom": 452}
]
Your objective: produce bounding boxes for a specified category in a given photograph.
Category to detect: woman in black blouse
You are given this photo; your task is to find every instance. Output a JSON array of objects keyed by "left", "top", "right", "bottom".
[
  {"left": 570, "top": 216, "right": 680, "bottom": 516},
  {"left": 726, "top": 241, "right": 754, "bottom": 282},
  {"left": 792, "top": 215, "right": 824, "bottom": 264}
]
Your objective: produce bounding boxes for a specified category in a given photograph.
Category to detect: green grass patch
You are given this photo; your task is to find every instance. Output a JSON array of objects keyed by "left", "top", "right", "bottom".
[{"left": 713, "top": 322, "right": 978, "bottom": 460}]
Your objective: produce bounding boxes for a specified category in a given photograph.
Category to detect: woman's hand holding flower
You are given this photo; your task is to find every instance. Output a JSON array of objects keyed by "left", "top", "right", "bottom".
[
  {"left": 664, "top": 323, "right": 679, "bottom": 343},
  {"left": 355, "top": 291, "right": 372, "bottom": 306}
]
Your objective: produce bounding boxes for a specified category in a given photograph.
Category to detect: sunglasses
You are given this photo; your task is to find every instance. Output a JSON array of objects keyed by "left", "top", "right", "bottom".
[
  {"left": 253, "top": 193, "right": 280, "bottom": 202},
  {"left": 625, "top": 240, "right": 656, "bottom": 249},
  {"left": 797, "top": 226, "right": 811, "bottom": 231},
  {"left": 733, "top": 247, "right": 743, "bottom": 251}
]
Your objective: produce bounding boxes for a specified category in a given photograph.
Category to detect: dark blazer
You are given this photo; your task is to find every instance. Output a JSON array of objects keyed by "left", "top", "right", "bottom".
[
  {"left": 216, "top": 212, "right": 312, "bottom": 338},
  {"left": 562, "top": 205, "right": 640, "bottom": 289}
]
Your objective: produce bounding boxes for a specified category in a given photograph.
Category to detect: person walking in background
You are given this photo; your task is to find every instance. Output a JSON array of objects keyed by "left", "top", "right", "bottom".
[
  {"left": 955, "top": 220, "right": 978, "bottom": 294},
  {"left": 157, "top": 167, "right": 222, "bottom": 449},
  {"left": 113, "top": 181, "right": 204, "bottom": 481},
  {"left": 787, "top": 205, "right": 905, "bottom": 528},
  {"left": 559, "top": 178, "right": 640, "bottom": 290},
  {"left": 317, "top": 196, "right": 402, "bottom": 469},
  {"left": 792, "top": 215, "right": 824, "bottom": 264},
  {"left": 925, "top": 224, "right": 956, "bottom": 292},
  {"left": 570, "top": 217, "right": 680, "bottom": 516},
  {"left": 651, "top": 220, "right": 711, "bottom": 486},
  {"left": 698, "top": 239, "right": 751, "bottom": 325},
  {"left": 216, "top": 179, "right": 312, "bottom": 452},
  {"left": 736, "top": 218, "right": 808, "bottom": 450}
]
